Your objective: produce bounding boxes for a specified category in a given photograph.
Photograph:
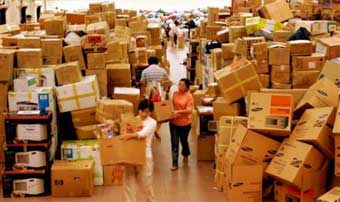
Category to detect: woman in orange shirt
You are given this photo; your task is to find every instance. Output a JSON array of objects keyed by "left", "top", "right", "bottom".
[{"left": 170, "top": 78, "right": 194, "bottom": 171}]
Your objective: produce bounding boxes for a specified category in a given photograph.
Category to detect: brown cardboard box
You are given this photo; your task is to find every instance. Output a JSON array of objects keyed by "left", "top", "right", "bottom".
[
  {"left": 214, "top": 58, "right": 262, "bottom": 104},
  {"left": 51, "top": 160, "right": 94, "bottom": 197},
  {"left": 316, "top": 37, "right": 340, "bottom": 59},
  {"left": 252, "top": 42, "right": 268, "bottom": 59},
  {"left": 85, "top": 15, "right": 100, "bottom": 25},
  {"left": 120, "top": 113, "right": 143, "bottom": 135},
  {"left": 222, "top": 43, "right": 235, "bottom": 60},
  {"left": 197, "top": 135, "right": 215, "bottom": 161},
  {"left": 193, "top": 89, "right": 208, "bottom": 106},
  {"left": 269, "top": 44, "right": 290, "bottom": 65},
  {"left": 217, "top": 29, "right": 229, "bottom": 43},
  {"left": 99, "top": 136, "right": 145, "bottom": 165},
  {"left": 229, "top": 26, "right": 247, "bottom": 43},
  {"left": 55, "top": 62, "right": 83, "bottom": 86},
  {"left": 113, "top": 87, "right": 140, "bottom": 113},
  {"left": 212, "top": 97, "right": 241, "bottom": 120},
  {"left": 2, "top": 36, "right": 18, "bottom": 47},
  {"left": 335, "top": 136, "right": 340, "bottom": 176},
  {"left": 0, "top": 82, "right": 8, "bottom": 112},
  {"left": 89, "top": 3, "right": 102, "bottom": 14},
  {"left": 248, "top": 92, "right": 293, "bottom": 136},
  {"left": 265, "top": 138, "right": 325, "bottom": 189},
  {"left": 317, "top": 187, "right": 340, "bottom": 202},
  {"left": 45, "top": 17, "right": 66, "bottom": 36},
  {"left": 152, "top": 100, "right": 174, "bottom": 122},
  {"left": 75, "top": 124, "right": 98, "bottom": 140},
  {"left": 71, "top": 107, "right": 97, "bottom": 127},
  {"left": 225, "top": 124, "right": 280, "bottom": 166},
  {"left": 63, "top": 45, "right": 86, "bottom": 69},
  {"left": 271, "top": 65, "right": 291, "bottom": 84},
  {"left": 136, "top": 48, "right": 148, "bottom": 65},
  {"left": 225, "top": 164, "right": 263, "bottom": 202},
  {"left": 17, "top": 49, "right": 42, "bottom": 68},
  {"left": 258, "top": 74, "right": 270, "bottom": 88},
  {"left": 0, "top": 49, "right": 15, "bottom": 82},
  {"left": 66, "top": 13, "right": 85, "bottom": 25},
  {"left": 333, "top": 101, "right": 340, "bottom": 136},
  {"left": 87, "top": 53, "right": 106, "bottom": 69},
  {"left": 271, "top": 82, "right": 292, "bottom": 89},
  {"left": 41, "top": 39, "right": 63, "bottom": 57},
  {"left": 288, "top": 40, "right": 314, "bottom": 56},
  {"left": 86, "top": 22, "right": 110, "bottom": 38},
  {"left": 254, "top": 58, "right": 269, "bottom": 74},
  {"left": 96, "top": 99, "right": 134, "bottom": 123},
  {"left": 207, "top": 83, "right": 221, "bottom": 97},
  {"left": 107, "top": 64, "right": 131, "bottom": 96},
  {"left": 319, "top": 59, "right": 340, "bottom": 87},
  {"left": 106, "top": 41, "right": 125, "bottom": 63},
  {"left": 103, "top": 165, "right": 124, "bottom": 186},
  {"left": 295, "top": 78, "right": 340, "bottom": 115},
  {"left": 259, "top": 0, "right": 293, "bottom": 22},
  {"left": 211, "top": 48, "right": 223, "bottom": 71},
  {"left": 17, "top": 37, "right": 40, "bottom": 48},
  {"left": 42, "top": 56, "right": 62, "bottom": 65},
  {"left": 292, "top": 54, "right": 325, "bottom": 71},
  {"left": 272, "top": 30, "right": 292, "bottom": 42},
  {"left": 292, "top": 70, "right": 320, "bottom": 89},
  {"left": 260, "top": 88, "right": 307, "bottom": 108},
  {"left": 86, "top": 69, "right": 108, "bottom": 97}
]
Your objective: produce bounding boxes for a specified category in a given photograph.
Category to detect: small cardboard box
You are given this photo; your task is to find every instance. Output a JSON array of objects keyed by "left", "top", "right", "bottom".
[
  {"left": 56, "top": 76, "right": 100, "bottom": 113},
  {"left": 292, "top": 54, "right": 325, "bottom": 71},
  {"left": 260, "top": 88, "right": 307, "bottom": 108},
  {"left": 45, "top": 17, "right": 66, "bottom": 36},
  {"left": 63, "top": 45, "right": 86, "bottom": 69},
  {"left": 271, "top": 65, "right": 291, "bottom": 84},
  {"left": 292, "top": 70, "right": 320, "bottom": 89},
  {"left": 103, "top": 165, "right": 124, "bottom": 186},
  {"left": 248, "top": 92, "right": 293, "bottom": 136},
  {"left": 319, "top": 58, "right": 340, "bottom": 87},
  {"left": 288, "top": 40, "right": 314, "bottom": 56},
  {"left": 269, "top": 44, "right": 290, "bottom": 65},
  {"left": 96, "top": 99, "right": 134, "bottom": 123},
  {"left": 17, "top": 37, "right": 41, "bottom": 48},
  {"left": 272, "top": 30, "right": 292, "bottom": 42},
  {"left": 255, "top": 58, "right": 269, "bottom": 74},
  {"left": 229, "top": 26, "right": 247, "bottom": 43},
  {"left": 291, "top": 107, "right": 335, "bottom": 158},
  {"left": 75, "top": 124, "right": 98, "bottom": 140},
  {"left": 113, "top": 87, "right": 140, "bottom": 113},
  {"left": 86, "top": 69, "right": 108, "bottom": 97},
  {"left": 211, "top": 48, "right": 223, "bottom": 71},
  {"left": 0, "top": 49, "right": 15, "bottom": 82},
  {"left": 13, "top": 76, "right": 37, "bottom": 92},
  {"left": 258, "top": 74, "right": 270, "bottom": 88},
  {"left": 252, "top": 42, "right": 268, "bottom": 59},
  {"left": 107, "top": 64, "right": 131, "bottom": 97},
  {"left": 17, "top": 49, "right": 42, "bottom": 68},
  {"left": 197, "top": 135, "right": 215, "bottom": 161},
  {"left": 87, "top": 53, "right": 106, "bottom": 69},
  {"left": 51, "top": 160, "right": 94, "bottom": 197},
  {"left": 316, "top": 37, "right": 340, "bottom": 59},
  {"left": 295, "top": 77, "right": 340, "bottom": 115},
  {"left": 55, "top": 62, "right": 83, "bottom": 86},
  {"left": 214, "top": 58, "right": 262, "bottom": 104},
  {"left": 317, "top": 187, "right": 340, "bottom": 202},
  {"left": 153, "top": 100, "right": 174, "bottom": 122},
  {"left": 99, "top": 137, "right": 145, "bottom": 165},
  {"left": 41, "top": 39, "right": 63, "bottom": 57},
  {"left": 259, "top": 0, "right": 293, "bottom": 22},
  {"left": 266, "top": 138, "right": 325, "bottom": 189},
  {"left": 212, "top": 97, "right": 241, "bottom": 120},
  {"left": 225, "top": 124, "right": 280, "bottom": 166},
  {"left": 71, "top": 107, "right": 97, "bottom": 127},
  {"left": 222, "top": 43, "right": 235, "bottom": 60}
]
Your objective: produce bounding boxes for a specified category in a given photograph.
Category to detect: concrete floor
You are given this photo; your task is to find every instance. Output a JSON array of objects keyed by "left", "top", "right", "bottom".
[{"left": 1, "top": 45, "right": 226, "bottom": 202}]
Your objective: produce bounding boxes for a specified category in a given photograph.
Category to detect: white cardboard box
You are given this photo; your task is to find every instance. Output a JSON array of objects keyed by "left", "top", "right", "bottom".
[
  {"left": 14, "top": 76, "right": 37, "bottom": 92},
  {"left": 14, "top": 67, "right": 56, "bottom": 87}
]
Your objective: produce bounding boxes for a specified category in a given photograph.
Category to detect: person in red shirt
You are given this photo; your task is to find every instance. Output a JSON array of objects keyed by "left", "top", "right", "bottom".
[{"left": 170, "top": 78, "right": 194, "bottom": 171}]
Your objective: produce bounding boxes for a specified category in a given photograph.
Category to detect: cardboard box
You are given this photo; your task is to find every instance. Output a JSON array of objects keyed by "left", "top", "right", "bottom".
[
  {"left": 1, "top": 36, "right": 18, "bottom": 47},
  {"left": 45, "top": 17, "right": 66, "bottom": 36},
  {"left": 0, "top": 82, "right": 8, "bottom": 112},
  {"left": 254, "top": 58, "right": 269, "bottom": 74},
  {"left": 269, "top": 44, "right": 290, "bottom": 65},
  {"left": 66, "top": 13, "right": 85, "bottom": 24},
  {"left": 113, "top": 87, "right": 140, "bottom": 113},
  {"left": 17, "top": 37, "right": 41, "bottom": 48},
  {"left": 252, "top": 42, "right": 268, "bottom": 59},
  {"left": 317, "top": 187, "right": 340, "bottom": 202},
  {"left": 225, "top": 164, "right": 263, "bottom": 202},
  {"left": 214, "top": 58, "right": 262, "bottom": 104},
  {"left": 212, "top": 97, "right": 241, "bottom": 120},
  {"left": 87, "top": 53, "right": 106, "bottom": 69},
  {"left": 153, "top": 100, "right": 174, "bottom": 122},
  {"left": 197, "top": 135, "right": 215, "bottom": 161},
  {"left": 75, "top": 124, "right": 98, "bottom": 140},
  {"left": 17, "top": 49, "right": 42, "bottom": 68},
  {"left": 51, "top": 160, "right": 94, "bottom": 197},
  {"left": 103, "top": 165, "right": 124, "bottom": 186},
  {"left": 316, "top": 37, "right": 340, "bottom": 59},
  {"left": 41, "top": 39, "right": 63, "bottom": 57},
  {"left": 271, "top": 65, "right": 291, "bottom": 84},
  {"left": 42, "top": 55, "right": 62, "bottom": 65},
  {"left": 272, "top": 30, "right": 291, "bottom": 42},
  {"left": 225, "top": 124, "right": 280, "bottom": 166},
  {"left": 258, "top": 74, "right": 270, "bottom": 88},
  {"left": 56, "top": 76, "right": 100, "bottom": 113},
  {"left": 288, "top": 40, "right": 314, "bottom": 56},
  {"left": 260, "top": 88, "right": 307, "bottom": 108},
  {"left": 211, "top": 48, "right": 223, "bottom": 71},
  {"left": 99, "top": 136, "right": 145, "bottom": 165},
  {"left": 63, "top": 45, "right": 86, "bottom": 69},
  {"left": 292, "top": 70, "right": 320, "bottom": 89},
  {"left": 295, "top": 20, "right": 336, "bottom": 36},
  {"left": 207, "top": 83, "right": 221, "bottom": 97},
  {"left": 106, "top": 41, "right": 128, "bottom": 63},
  {"left": 248, "top": 92, "right": 293, "bottom": 136},
  {"left": 0, "top": 49, "right": 15, "bottom": 82},
  {"left": 71, "top": 107, "right": 97, "bottom": 127},
  {"left": 266, "top": 138, "right": 325, "bottom": 189},
  {"left": 14, "top": 67, "right": 55, "bottom": 87},
  {"left": 193, "top": 89, "right": 208, "bottom": 106},
  {"left": 259, "top": 0, "right": 293, "bottom": 22},
  {"left": 335, "top": 136, "right": 340, "bottom": 176},
  {"left": 295, "top": 77, "right": 340, "bottom": 115},
  {"left": 319, "top": 58, "right": 340, "bottom": 86},
  {"left": 96, "top": 99, "right": 134, "bottom": 123},
  {"left": 13, "top": 76, "right": 37, "bottom": 92},
  {"left": 86, "top": 21, "right": 110, "bottom": 38},
  {"left": 222, "top": 43, "right": 235, "bottom": 60},
  {"left": 291, "top": 107, "right": 335, "bottom": 158},
  {"left": 55, "top": 62, "right": 83, "bottom": 86},
  {"left": 86, "top": 69, "right": 108, "bottom": 97},
  {"left": 89, "top": 3, "right": 102, "bottom": 14},
  {"left": 107, "top": 64, "right": 131, "bottom": 96},
  {"left": 292, "top": 54, "right": 325, "bottom": 71},
  {"left": 229, "top": 26, "right": 247, "bottom": 43},
  {"left": 271, "top": 82, "right": 292, "bottom": 89}
]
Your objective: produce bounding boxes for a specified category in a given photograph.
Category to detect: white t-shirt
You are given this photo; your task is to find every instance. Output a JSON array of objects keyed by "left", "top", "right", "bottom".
[{"left": 137, "top": 116, "right": 157, "bottom": 159}]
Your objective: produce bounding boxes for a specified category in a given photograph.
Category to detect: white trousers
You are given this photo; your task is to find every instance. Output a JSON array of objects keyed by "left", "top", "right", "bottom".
[{"left": 124, "top": 158, "right": 155, "bottom": 202}]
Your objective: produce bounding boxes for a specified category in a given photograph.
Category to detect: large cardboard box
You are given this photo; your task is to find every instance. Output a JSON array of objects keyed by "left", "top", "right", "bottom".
[
  {"left": 214, "top": 58, "right": 262, "bottom": 104},
  {"left": 99, "top": 136, "right": 145, "bottom": 165},
  {"left": 14, "top": 67, "right": 55, "bottom": 87},
  {"left": 248, "top": 92, "right": 293, "bottom": 136},
  {"left": 107, "top": 63, "right": 131, "bottom": 96},
  {"left": 197, "top": 135, "right": 215, "bottom": 161},
  {"left": 17, "top": 49, "right": 42, "bottom": 68},
  {"left": 0, "top": 49, "right": 15, "bottom": 82},
  {"left": 260, "top": 88, "right": 307, "bottom": 108},
  {"left": 86, "top": 69, "right": 108, "bottom": 97},
  {"left": 317, "top": 187, "right": 340, "bottom": 202},
  {"left": 55, "top": 62, "right": 83, "bottom": 86},
  {"left": 295, "top": 78, "right": 340, "bottom": 115},
  {"left": 269, "top": 44, "right": 290, "bottom": 65},
  {"left": 1, "top": 36, "right": 18, "bottom": 47},
  {"left": 56, "top": 76, "right": 100, "bottom": 113},
  {"left": 63, "top": 45, "right": 86, "bottom": 69},
  {"left": 87, "top": 53, "right": 106, "bottom": 69},
  {"left": 61, "top": 140, "right": 103, "bottom": 185},
  {"left": 316, "top": 37, "right": 340, "bottom": 59},
  {"left": 271, "top": 65, "right": 291, "bottom": 84},
  {"left": 86, "top": 21, "right": 110, "bottom": 39},
  {"left": 103, "top": 165, "right": 124, "bottom": 186},
  {"left": 292, "top": 54, "right": 325, "bottom": 71},
  {"left": 259, "top": 0, "right": 293, "bottom": 22},
  {"left": 291, "top": 107, "right": 335, "bottom": 158},
  {"left": 222, "top": 43, "right": 235, "bottom": 60},
  {"left": 292, "top": 70, "right": 320, "bottom": 89},
  {"left": 225, "top": 124, "right": 280, "bottom": 167},
  {"left": 71, "top": 107, "right": 97, "bottom": 127},
  {"left": 41, "top": 39, "right": 63, "bottom": 57},
  {"left": 272, "top": 30, "right": 291, "bottom": 42},
  {"left": 319, "top": 58, "right": 340, "bottom": 86},
  {"left": 45, "top": 17, "right": 66, "bottom": 36},
  {"left": 51, "top": 160, "right": 94, "bottom": 197},
  {"left": 288, "top": 40, "right": 314, "bottom": 56},
  {"left": 152, "top": 100, "right": 174, "bottom": 122},
  {"left": 113, "top": 87, "right": 140, "bottom": 113},
  {"left": 229, "top": 26, "right": 247, "bottom": 43},
  {"left": 96, "top": 99, "right": 134, "bottom": 123},
  {"left": 17, "top": 37, "right": 41, "bottom": 48},
  {"left": 212, "top": 97, "right": 241, "bottom": 120},
  {"left": 266, "top": 138, "right": 325, "bottom": 189},
  {"left": 75, "top": 125, "right": 98, "bottom": 140},
  {"left": 295, "top": 20, "right": 336, "bottom": 36}
]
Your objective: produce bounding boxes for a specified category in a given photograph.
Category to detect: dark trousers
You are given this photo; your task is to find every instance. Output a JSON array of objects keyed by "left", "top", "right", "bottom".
[
  {"left": 169, "top": 123, "right": 191, "bottom": 167},
  {"left": 174, "top": 34, "right": 177, "bottom": 45}
]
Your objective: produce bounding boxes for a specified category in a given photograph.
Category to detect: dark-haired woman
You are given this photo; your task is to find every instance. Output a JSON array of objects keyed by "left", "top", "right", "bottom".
[{"left": 170, "top": 78, "right": 194, "bottom": 171}]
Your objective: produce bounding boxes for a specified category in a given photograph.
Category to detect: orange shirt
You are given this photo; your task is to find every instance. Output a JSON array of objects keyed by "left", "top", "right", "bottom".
[{"left": 171, "top": 91, "right": 194, "bottom": 126}]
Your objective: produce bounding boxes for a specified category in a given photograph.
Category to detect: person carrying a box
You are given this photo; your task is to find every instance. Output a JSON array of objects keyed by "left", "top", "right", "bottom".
[
  {"left": 120, "top": 99, "right": 157, "bottom": 202},
  {"left": 170, "top": 78, "right": 194, "bottom": 171}
]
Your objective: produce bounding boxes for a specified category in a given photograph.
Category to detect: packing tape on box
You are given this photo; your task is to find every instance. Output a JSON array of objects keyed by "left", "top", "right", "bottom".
[{"left": 222, "top": 73, "right": 259, "bottom": 96}]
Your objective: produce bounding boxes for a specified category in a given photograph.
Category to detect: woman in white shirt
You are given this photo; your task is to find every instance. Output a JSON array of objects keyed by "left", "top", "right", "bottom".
[{"left": 121, "top": 99, "right": 157, "bottom": 202}]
